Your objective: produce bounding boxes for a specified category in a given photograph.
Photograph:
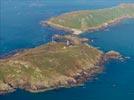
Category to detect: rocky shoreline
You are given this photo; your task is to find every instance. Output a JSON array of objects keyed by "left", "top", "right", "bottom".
[
  {"left": 0, "top": 40, "right": 123, "bottom": 95},
  {"left": 0, "top": 44, "right": 101, "bottom": 94},
  {"left": 1, "top": 15, "right": 127, "bottom": 95},
  {"left": 1, "top": 4, "right": 130, "bottom": 95},
  {"left": 82, "top": 15, "right": 134, "bottom": 34},
  {"left": 26, "top": 62, "right": 104, "bottom": 93},
  {"left": 24, "top": 50, "right": 122, "bottom": 93},
  {"left": 43, "top": 15, "right": 134, "bottom": 35},
  {"left": 43, "top": 3, "right": 134, "bottom": 35}
]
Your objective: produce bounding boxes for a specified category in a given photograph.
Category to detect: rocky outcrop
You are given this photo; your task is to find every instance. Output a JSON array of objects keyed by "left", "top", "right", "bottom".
[
  {"left": 104, "top": 50, "right": 123, "bottom": 61},
  {"left": 0, "top": 81, "right": 15, "bottom": 94}
]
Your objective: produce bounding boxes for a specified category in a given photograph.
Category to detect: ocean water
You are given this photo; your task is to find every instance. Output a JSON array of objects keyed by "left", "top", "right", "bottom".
[{"left": 0, "top": 0, "right": 134, "bottom": 100}]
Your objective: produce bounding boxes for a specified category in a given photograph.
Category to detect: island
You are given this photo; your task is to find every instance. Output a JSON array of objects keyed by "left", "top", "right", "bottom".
[
  {"left": 0, "top": 35, "right": 122, "bottom": 94},
  {"left": 0, "top": 3, "right": 131, "bottom": 94},
  {"left": 43, "top": 3, "right": 134, "bottom": 35}
]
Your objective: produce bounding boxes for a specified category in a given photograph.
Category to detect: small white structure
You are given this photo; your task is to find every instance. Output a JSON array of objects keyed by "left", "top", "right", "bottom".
[
  {"left": 66, "top": 40, "right": 70, "bottom": 46},
  {"left": 104, "top": 23, "right": 108, "bottom": 26}
]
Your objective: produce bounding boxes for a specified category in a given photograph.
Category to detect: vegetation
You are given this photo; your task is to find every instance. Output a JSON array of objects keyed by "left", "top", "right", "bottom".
[
  {"left": 0, "top": 42, "right": 103, "bottom": 93},
  {"left": 1, "top": 4, "right": 129, "bottom": 94},
  {"left": 47, "top": 4, "right": 134, "bottom": 31}
]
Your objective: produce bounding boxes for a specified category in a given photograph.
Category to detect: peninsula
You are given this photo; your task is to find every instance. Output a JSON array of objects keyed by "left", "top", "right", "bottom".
[{"left": 43, "top": 4, "right": 134, "bottom": 35}]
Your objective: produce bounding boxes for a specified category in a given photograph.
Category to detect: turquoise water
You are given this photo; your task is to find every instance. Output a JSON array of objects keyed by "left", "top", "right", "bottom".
[{"left": 0, "top": 0, "right": 134, "bottom": 100}]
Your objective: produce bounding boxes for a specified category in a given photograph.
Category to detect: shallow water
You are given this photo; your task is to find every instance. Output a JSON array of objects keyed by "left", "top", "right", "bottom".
[{"left": 0, "top": 0, "right": 134, "bottom": 100}]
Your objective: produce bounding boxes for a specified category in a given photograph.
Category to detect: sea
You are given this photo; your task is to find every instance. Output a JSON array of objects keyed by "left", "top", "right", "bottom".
[{"left": 0, "top": 0, "right": 134, "bottom": 100}]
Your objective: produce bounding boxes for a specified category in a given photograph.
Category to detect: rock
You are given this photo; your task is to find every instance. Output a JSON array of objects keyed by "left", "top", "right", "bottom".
[
  {"left": 0, "top": 81, "right": 15, "bottom": 94},
  {"left": 104, "top": 50, "right": 122, "bottom": 60}
]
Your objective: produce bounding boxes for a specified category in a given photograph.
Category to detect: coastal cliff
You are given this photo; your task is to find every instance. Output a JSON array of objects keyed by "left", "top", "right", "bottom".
[
  {"left": 0, "top": 34, "right": 123, "bottom": 94},
  {"left": 0, "top": 41, "right": 104, "bottom": 94}
]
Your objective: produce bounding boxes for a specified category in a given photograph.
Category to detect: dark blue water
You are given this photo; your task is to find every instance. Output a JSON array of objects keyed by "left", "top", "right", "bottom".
[{"left": 0, "top": 0, "right": 134, "bottom": 100}]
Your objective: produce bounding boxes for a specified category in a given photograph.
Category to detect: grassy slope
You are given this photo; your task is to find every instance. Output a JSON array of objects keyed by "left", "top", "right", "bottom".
[
  {"left": 0, "top": 43, "right": 102, "bottom": 92},
  {"left": 48, "top": 4, "right": 134, "bottom": 31}
]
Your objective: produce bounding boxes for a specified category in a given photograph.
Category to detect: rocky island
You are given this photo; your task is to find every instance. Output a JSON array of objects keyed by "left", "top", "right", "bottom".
[
  {"left": 0, "top": 35, "right": 122, "bottom": 94},
  {"left": 0, "top": 4, "right": 130, "bottom": 94},
  {"left": 43, "top": 3, "right": 134, "bottom": 35},
  {"left": 0, "top": 39, "right": 103, "bottom": 94}
]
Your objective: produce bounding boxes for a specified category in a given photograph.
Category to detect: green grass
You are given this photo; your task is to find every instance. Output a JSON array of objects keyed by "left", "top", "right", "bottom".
[{"left": 49, "top": 4, "right": 134, "bottom": 31}]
